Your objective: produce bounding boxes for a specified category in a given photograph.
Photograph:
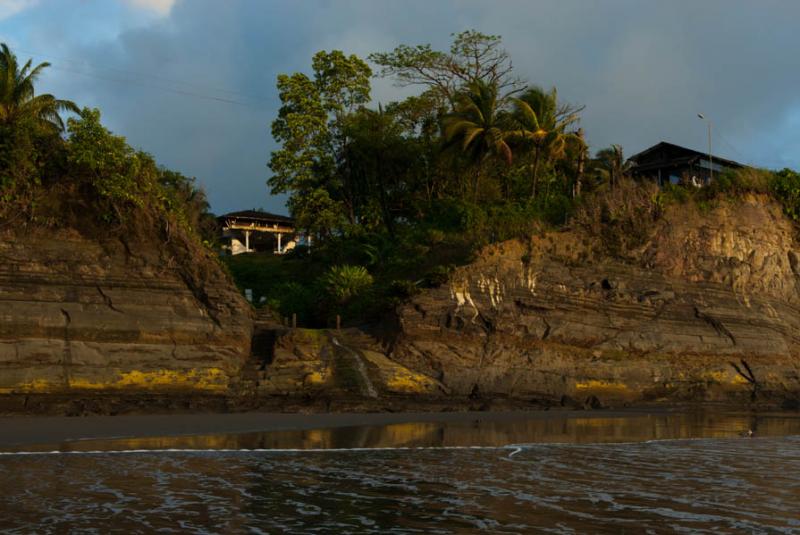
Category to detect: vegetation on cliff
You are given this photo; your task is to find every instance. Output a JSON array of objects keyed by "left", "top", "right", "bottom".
[
  {"left": 252, "top": 30, "right": 800, "bottom": 327},
  {"left": 5, "top": 36, "right": 800, "bottom": 332},
  {"left": 0, "top": 44, "right": 217, "bottom": 246}
]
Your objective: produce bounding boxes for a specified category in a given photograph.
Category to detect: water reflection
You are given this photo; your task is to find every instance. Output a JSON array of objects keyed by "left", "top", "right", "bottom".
[
  {"left": 2, "top": 412, "right": 800, "bottom": 533},
  {"left": 17, "top": 410, "right": 800, "bottom": 453}
]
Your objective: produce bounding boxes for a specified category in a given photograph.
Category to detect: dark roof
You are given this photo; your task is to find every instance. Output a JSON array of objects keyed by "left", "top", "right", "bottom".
[
  {"left": 218, "top": 210, "right": 294, "bottom": 224},
  {"left": 628, "top": 141, "right": 743, "bottom": 171}
]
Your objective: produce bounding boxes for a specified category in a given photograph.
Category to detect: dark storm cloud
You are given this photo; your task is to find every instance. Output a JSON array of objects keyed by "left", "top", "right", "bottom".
[{"left": 4, "top": 0, "right": 800, "bottom": 213}]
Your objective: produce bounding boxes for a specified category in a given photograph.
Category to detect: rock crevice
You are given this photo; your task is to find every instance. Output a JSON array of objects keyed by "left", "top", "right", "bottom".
[
  {"left": 0, "top": 227, "right": 252, "bottom": 394},
  {"left": 389, "top": 197, "right": 800, "bottom": 405}
]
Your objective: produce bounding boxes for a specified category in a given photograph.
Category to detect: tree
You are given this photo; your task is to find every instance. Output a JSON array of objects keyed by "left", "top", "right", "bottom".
[
  {"left": 313, "top": 50, "right": 371, "bottom": 224},
  {"left": 0, "top": 43, "right": 77, "bottom": 133},
  {"left": 595, "top": 144, "right": 630, "bottom": 189},
  {"left": 268, "top": 50, "right": 372, "bottom": 236},
  {"left": 65, "top": 107, "right": 168, "bottom": 226},
  {"left": 0, "top": 43, "right": 77, "bottom": 191},
  {"left": 443, "top": 80, "right": 512, "bottom": 199},
  {"left": 509, "top": 86, "right": 581, "bottom": 198},
  {"left": 385, "top": 91, "right": 450, "bottom": 203},
  {"left": 344, "top": 105, "right": 415, "bottom": 237},
  {"left": 268, "top": 71, "right": 332, "bottom": 220},
  {"left": 159, "top": 168, "right": 217, "bottom": 242},
  {"left": 370, "top": 30, "right": 522, "bottom": 108}
]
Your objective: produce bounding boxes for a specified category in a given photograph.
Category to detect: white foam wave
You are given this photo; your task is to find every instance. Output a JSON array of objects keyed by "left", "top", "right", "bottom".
[
  {"left": 0, "top": 445, "right": 523, "bottom": 456},
  {"left": 3, "top": 434, "right": 795, "bottom": 457}
]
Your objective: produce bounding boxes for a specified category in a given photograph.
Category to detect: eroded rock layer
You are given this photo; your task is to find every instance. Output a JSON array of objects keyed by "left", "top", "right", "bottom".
[
  {"left": 390, "top": 196, "right": 800, "bottom": 405},
  {"left": 0, "top": 227, "right": 252, "bottom": 394}
]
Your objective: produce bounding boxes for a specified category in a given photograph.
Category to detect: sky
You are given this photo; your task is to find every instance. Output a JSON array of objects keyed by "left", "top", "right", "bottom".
[{"left": 2, "top": 0, "right": 799, "bottom": 215}]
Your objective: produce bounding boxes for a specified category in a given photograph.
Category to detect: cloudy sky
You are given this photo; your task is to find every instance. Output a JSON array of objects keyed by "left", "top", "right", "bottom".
[{"left": 2, "top": 0, "right": 799, "bottom": 215}]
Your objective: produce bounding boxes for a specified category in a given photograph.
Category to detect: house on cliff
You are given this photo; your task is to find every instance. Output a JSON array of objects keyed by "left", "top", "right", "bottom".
[
  {"left": 628, "top": 141, "right": 743, "bottom": 187},
  {"left": 218, "top": 210, "right": 298, "bottom": 255}
]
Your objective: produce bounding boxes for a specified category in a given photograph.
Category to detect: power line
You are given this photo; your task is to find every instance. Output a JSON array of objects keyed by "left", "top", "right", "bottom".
[
  {"left": 715, "top": 132, "right": 754, "bottom": 166},
  {"left": 16, "top": 47, "right": 270, "bottom": 108},
  {"left": 715, "top": 131, "right": 800, "bottom": 170},
  {"left": 50, "top": 64, "right": 258, "bottom": 107}
]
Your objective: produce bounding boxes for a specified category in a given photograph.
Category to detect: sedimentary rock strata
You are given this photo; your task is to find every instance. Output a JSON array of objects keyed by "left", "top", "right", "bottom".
[
  {"left": 390, "top": 196, "right": 800, "bottom": 405},
  {"left": 0, "top": 227, "right": 252, "bottom": 394}
]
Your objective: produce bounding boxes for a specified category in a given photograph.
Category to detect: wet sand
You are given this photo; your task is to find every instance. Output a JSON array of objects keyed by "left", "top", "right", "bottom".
[{"left": 0, "top": 408, "right": 676, "bottom": 449}]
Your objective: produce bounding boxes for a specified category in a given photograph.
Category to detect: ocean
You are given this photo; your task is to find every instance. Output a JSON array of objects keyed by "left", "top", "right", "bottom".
[{"left": 1, "top": 411, "right": 798, "bottom": 533}]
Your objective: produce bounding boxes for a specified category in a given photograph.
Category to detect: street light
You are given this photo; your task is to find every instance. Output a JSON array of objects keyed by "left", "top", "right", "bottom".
[{"left": 697, "top": 113, "right": 713, "bottom": 183}]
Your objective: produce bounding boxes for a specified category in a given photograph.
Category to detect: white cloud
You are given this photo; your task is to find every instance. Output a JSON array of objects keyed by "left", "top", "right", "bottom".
[
  {"left": 0, "top": 0, "right": 38, "bottom": 21},
  {"left": 122, "top": 0, "right": 177, "bottom": 17}
]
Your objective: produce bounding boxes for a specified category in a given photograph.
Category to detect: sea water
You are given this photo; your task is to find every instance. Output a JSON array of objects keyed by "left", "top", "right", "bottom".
[{"left": 1, "top": 412, "right": 799, "bottom": 533}]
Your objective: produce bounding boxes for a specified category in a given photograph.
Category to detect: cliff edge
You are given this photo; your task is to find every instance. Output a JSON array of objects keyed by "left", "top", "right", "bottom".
[
  {"left": 389, "top": 195, "right": 800, "bottom": 407},
  {"left": 0, "top": 224, "right": 252, "bottom": 397}
]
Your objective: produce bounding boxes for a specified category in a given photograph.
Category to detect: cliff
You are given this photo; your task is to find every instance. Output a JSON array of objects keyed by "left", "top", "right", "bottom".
[
  {"left": 5, "top": 193, "right": 800, "bottom": 413},
  {"left": 0, "top": 224, "right": 252, "bottom": 397},
  {"left": 389, "top": 195, "right": 800, "bottom": 407}
]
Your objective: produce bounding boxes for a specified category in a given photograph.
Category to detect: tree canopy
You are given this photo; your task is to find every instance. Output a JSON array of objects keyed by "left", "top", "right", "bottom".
[
  {"left": 0, "top": 43, "right": 78, "bottom": 134},
  {"left": 0, "top": 43, "right": 217, "bottom": 246},
  {"left": 269, "top": 31, "right": 590, "bottom": 242},
  {"left": 369, "top": 30, "right": 523, "bottom": 107}
]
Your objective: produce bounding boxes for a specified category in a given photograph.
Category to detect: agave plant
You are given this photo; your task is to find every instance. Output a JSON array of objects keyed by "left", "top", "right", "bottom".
[{"left": 321, "top": 264, "right": 374, "bottom": 303}]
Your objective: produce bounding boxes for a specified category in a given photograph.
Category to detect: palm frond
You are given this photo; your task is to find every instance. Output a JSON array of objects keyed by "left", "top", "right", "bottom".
[{"left": 0, "top": 43, "right": 74, "bottom": 132}]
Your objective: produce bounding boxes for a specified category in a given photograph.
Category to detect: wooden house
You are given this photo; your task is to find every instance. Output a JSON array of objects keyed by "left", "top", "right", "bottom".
[
  {"left": 628, "top": 141, "right": 743, "bottom": 187},
  {"left": 218, "top": 210, "right": 298, "bottom": 255}
]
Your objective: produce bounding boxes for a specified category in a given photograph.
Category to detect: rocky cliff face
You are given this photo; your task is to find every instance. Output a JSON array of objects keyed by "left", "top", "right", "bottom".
[
  {"left": 390, "top": 196, "right": 800, "bottom": 406},
  {"left": 6, "top": 194, "right": 799, "bottom": 411},
  {"left": 0, "top": 226, "right": 252, "bottom": 395}
]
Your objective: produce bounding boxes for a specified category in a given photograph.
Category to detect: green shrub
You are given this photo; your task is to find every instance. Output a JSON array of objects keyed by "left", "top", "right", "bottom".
[
  {"left": 658, "top": 182, "right": 691, "bottom": 205},
  {"left": 704, "top": 167, "right": 772, "bottom": 198},
  {"left": 573, "top": 178, "right": 661, "bottom": 256},
  {"left": 423, "top": 199, "right": 487, "bottom": 233},
  {"left": 321, "top": 264, "right": 374, "bottom": 303},
  {"left": 423, "top": 264, "right": 454, "bottom": 287},
  {"left": 387, "top": 279, "right": 420, "bottom": 298},
  {"left": 266, "top": 281, "right": 316, "bottom": 323},
  {"left": 533, "top": 194, "right": 573, "bottom": 227},
  {"left": 770, "top": 168, "right": 800, "bottom": 221}
]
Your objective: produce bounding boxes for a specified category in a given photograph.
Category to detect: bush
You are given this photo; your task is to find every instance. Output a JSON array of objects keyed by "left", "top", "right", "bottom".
[
  {"left": 531, "top": 194, "right": 573, "bottom": 227},
  {"left": 770, "top": 168, "right": 800, "bottom": 221},
  {"left": 423, "top": 198, "right": 487, "bottom": 234},
  {"left": 387, "top": 278, "right": 420, "bottom": 298},
  {"left": 423, "top": 264, "right": 454, "bottom": 287},
  {"left": 66, "top": 108, "right": 153, "bottom": 214},
  {"left": 704, "top": 166, "right": 772, "bottom": 198},
  {"left": 573, "top": 178, "right": 661, "bottom": 256},
  {"left": 321, "top": 264, "right": 374, "bottom": 304},
  {"left": 266, "top": 281, "right": 316, "bottom": 324}
]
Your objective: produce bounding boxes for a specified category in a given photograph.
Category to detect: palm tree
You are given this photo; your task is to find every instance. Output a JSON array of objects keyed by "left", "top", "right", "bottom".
[
  {"left": 509, "top": 86, "right": 580, "bottom": 198},
  {"left": 443, "top": 80, "right": 512, "bottom": 199},
  {"left": 0, "top": 43, "right": 78, "bottom": 133},
  {"left": 595, "top": 144, "right": 630, "bottom": 189}
]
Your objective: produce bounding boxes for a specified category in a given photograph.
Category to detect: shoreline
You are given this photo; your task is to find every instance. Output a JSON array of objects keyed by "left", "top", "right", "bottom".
[
  {"left": 0, "top": 407, "right": 671, "bottom": 449},
  {"left": 3, "top": 404, "right": 799, "bottom": 451}
]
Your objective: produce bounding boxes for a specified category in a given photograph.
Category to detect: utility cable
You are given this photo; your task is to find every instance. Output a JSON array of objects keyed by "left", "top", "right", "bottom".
[{"left": 15, "top": 46, "right": 269, "bottom": 107}]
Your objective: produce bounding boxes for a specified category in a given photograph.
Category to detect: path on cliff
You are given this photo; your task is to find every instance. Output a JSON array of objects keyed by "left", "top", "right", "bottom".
[{"left": 331, "top": 336, "right": 378, "bottom": 398}]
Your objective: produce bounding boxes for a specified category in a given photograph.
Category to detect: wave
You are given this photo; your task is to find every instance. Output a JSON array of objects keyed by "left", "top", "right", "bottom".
[{"left": 4, "top": 434, "right": 795, "bottom": 457}]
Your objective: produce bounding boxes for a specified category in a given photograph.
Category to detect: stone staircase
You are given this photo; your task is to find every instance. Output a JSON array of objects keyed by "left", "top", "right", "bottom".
[{"left": 330, "top": 335, "right": 378, "bottom": 398}]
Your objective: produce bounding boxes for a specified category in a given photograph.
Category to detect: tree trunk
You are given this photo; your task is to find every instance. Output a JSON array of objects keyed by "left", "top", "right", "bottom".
[
  {"left": 473, "top": 164, "right": 482, "bottom": 202},
  {"left": 374, "top": 157, "right": 395, "bottom": 238},
  {"left": 574, "top": 129, "right": 585, "bottom": 198},
  {"left": 530, "top": 149, "right": 541, "bottom": 199}
]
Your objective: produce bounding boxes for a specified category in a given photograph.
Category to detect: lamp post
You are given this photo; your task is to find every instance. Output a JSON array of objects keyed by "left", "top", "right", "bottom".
[{"left": 697, "top": 113, "right": 713, "bottom": 183}]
